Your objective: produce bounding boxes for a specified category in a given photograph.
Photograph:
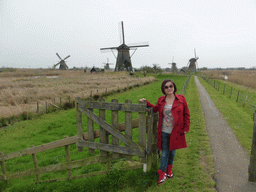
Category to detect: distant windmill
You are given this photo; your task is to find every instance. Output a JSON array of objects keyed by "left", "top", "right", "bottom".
[
  {"left": 168, "top": 57, "right": 178, "bottom": 73},
  {"left": 186, "top": 49, "right": 199, "bottom": 72},
  {"left": 53, "top": 53, "right": 70, "bottom": 70},
  {"left": 100, "top": 21, "right": 149, "bottom": 71},
  {"left": 102, "top": 58, "right": 113, "bottom": 70}
]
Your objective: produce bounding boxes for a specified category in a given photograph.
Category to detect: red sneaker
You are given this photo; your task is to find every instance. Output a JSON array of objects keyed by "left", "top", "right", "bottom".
[
  {"left": 157, "top": 169, "right": 167, "bottom": 185},
  {"left": 166, "top": 165, "right": 173, "bottom": 178}
]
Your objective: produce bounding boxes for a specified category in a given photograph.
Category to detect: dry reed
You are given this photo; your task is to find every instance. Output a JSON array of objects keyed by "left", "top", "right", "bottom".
[
  {"left": 0, "top": 69, "right": 156, "bottom": 118},
  {"left": 201, "top": 70, "right": 256, "bottom": 89}
]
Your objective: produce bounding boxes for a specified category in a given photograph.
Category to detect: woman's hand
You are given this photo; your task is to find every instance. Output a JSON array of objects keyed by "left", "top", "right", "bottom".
[
  {"left": 139, "top": 98, "right": 146, "bottom": 102},
  {"left": 184, "top": 131, "right": 187, "bottom": 134}
]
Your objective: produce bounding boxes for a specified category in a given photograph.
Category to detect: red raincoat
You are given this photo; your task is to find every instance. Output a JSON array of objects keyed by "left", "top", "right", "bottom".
[{"left": 146, "top": 94, "right": 190, "bottom": 151}]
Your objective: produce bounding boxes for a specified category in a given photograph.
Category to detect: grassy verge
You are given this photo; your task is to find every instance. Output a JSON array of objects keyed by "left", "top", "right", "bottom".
[
  {"left": 198, "top": 76, "right": 254, "bottom": 155},
  {"left": 0, "top": 74, "right": 215, "bottom": 191}
]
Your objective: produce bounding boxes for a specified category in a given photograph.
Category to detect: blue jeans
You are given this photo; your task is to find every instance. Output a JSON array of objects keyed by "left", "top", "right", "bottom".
[{"left": 160, "top": 132, "right": 176, "bottom": 172}]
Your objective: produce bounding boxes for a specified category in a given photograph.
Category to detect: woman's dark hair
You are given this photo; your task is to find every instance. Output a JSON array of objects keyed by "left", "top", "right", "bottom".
[{"left": 161, "top": 79, "right": 177, "bottom": 95}]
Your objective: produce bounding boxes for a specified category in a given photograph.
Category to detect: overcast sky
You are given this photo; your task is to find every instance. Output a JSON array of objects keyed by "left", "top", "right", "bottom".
[{"left": 0, "top": 0, "right": 256, "bottom": 69}]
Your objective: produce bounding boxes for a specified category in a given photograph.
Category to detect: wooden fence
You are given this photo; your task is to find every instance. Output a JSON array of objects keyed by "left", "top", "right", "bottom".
[
  {"left": 0, "top": 98, "right": 158, "bottom": 184},
  {"left": 76, "top": 97, "right": 158, "bottom": 172},
  {"left": 249, "top": 110, "right": 256, "bottom": 182}
]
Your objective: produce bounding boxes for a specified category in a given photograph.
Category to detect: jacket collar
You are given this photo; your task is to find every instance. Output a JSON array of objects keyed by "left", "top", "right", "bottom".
[{"left": 160, "top": 93, "right": 180, "bottom": 103}]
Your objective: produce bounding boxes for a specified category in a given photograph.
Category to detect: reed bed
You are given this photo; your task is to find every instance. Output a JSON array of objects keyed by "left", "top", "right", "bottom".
[
  {"left": 201, "top": 70, "right": 256, "bottom": 89},
  {"left": 0, "top": 69, "right": 156, "bottom": 118}
]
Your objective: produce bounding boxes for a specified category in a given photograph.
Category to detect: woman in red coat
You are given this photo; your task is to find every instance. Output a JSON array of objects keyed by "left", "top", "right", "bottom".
[{"left": 139, "top": 79, "right": 190, "bottom": 185}]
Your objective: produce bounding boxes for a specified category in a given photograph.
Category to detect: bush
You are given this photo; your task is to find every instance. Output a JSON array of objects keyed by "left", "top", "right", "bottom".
[{"left": 62, "top": 102, "right": 73, "bottom": 110}]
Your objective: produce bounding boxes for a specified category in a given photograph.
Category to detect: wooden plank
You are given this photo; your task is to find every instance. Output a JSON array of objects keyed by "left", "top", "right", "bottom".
[
  {"left": 7, "top": 154, "right": 125, "bottom": 180},
  {"left": 152, "top": 112, "right": 159, "bottom": 167},
  {"left": 125, "top": 100, "right": 133, "bottom": 161},
  {"left": 87, "top": 97, "right": 95, "bottom": 154},
  {"left": 76, "top": 98, "right": 83, "bottom": 152},
  {"left": 0, "top": 119, "right": 140, "bottom": 161},
  {"left": 138, "top": 101, "right": 147, "bottom": 163},
  {"left": 99, "top": 98, "right": 108, "bottom": 157},
  {"left": 30, "top": 145, "right": 39, "bottom": 182},
  {"left": 77, "top": 97, "right": 147, "bottom": 112},
  {"left": 77, "top": 138, "right": 145, "bottom": 157},
  {"left": 78, "top": 107, "right": 141, "bottom": 149},
  {"left": 112, "top": 99, "right": 119, "bottom": 158},
  {"left": 64, "top": 136, "right": 72, "bottom": 180},
  {"left": 0, "top": 151, "right": 7, "bottom": 182},
  {"left": 146, "top": 108, "right": 153, "bottom": 172}
]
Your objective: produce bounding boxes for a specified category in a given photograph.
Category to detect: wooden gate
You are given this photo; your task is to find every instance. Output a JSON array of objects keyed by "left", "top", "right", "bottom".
[{"left": 76, "top": 97, "right": 158, "bottom": 172}]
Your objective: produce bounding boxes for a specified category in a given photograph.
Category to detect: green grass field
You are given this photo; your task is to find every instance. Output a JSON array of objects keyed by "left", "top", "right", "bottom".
[{"left": 0, "top": 74, "right": 216, "bottom": 192}]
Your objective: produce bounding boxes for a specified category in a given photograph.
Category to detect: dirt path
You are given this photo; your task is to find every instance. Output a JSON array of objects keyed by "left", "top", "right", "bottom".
[{"left": 195, "top": 76, "right": 256, "bottom": 192}]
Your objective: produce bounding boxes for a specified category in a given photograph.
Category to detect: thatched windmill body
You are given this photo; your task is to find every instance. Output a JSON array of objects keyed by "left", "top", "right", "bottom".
[
  {"left": 168, "top": 57, "right": 178, "bottom": 73},
  {"left": 100, "top": 21, "right": 149, "bottom": 71},
  {"left": 54, "top": 53, "right": 70, "bottom": 70},
  {"left": 187, "top": 49, "right": 199, "bottom": 72}
]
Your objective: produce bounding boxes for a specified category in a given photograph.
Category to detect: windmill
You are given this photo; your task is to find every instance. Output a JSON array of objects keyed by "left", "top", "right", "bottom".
[
  {"left": 168, "top": 57, "right": 178, "bottom": 73},
  {"left": 102, "top": 58, "right": 113, "bottom": 70},
  {"left": 53, "top": 53, "right": 70, "bottom": 70},
  {"left": 100, "top": 21, "right": 149, "bottom": 71},
  {"left": 186, "top": 49, "right": 199, "bottom": 72}
]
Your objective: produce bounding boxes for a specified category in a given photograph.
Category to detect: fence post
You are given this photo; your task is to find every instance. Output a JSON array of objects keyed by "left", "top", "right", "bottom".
[
  {"left": 64, "top": 136, "right": 72, "bottom": 180},
  {"left": 111, "top": 99, "right": 119, "bottom": 159},
  {"left": 139, "top": 101, "right": 147, "bottom": 170},
  {"left": 31, "top": 145, "right": 39, "bottom": 182},
  {"left": 152, "top": 112, "right": 158, "bottom": 168},
  {"left": 0, "top": 151, "right": 7, "bottom": 183},
  {"left": 125, "top": 100, "right": 133, "bottom": 161},
  {"left": 99, "top": 98, "right": 107, "bottom": 157},
  {"left": 236, "top": 90, "right": 240, "bottom": 102},
  {"left": 243, "top": 96, "right": 248, "bottom": 107},
  {"left": 60, "top": 97, "right": 62, "bottom": 109},
  {"left": 37, "top": 102, "right": 39, "bottom": 113},
  {"left": 145, "top": 107, "right": 153, "bottom": 172},
  {"left": 76, "top": 98, "right": 83, "bottom": 152},
  {"left": 249, "top": 110, "right": 256, "bottom": 182},
  {"left": 87, "top": 97, "right": 95, "bottom": 154},
  {"left": 223, "top": 85, "right": 226, "bottom": 94}
]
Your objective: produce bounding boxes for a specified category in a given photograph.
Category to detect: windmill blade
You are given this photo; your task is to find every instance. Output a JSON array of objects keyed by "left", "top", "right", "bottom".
[
  {"left": 118, "top": 21, "right": 125, "bottom": 44},
  {"left": 56, "top": 53, "right": 62, "bottom": 60},
  {"left": 194, "top": 48, "right": 197, "bottom": 58},
  {"left": 130, "top": 48, "right": 138, "bottom": 58},
  {"left": 128, "top": 44, "right": 149, "bottom": 48},
  {"left": 186, "top": 61, "right": 190, "bottom": 67},
  {"left": 196, "top": 61, "right": 199, "bottom": 71},
  {"left": 100, "top": 46, "right": 119, "bottom": 50},
  {"left": 172, "top": 56, "right": 174, "bottom": 63},
  {"left": 54, "top": 62, "right": 60, "bottom": 67},
  {"left": 53, "top": 62, "right": 60, "bottom": 69},
  {"left": 63, "top": 55, "right": 70, "bottom": 60}
]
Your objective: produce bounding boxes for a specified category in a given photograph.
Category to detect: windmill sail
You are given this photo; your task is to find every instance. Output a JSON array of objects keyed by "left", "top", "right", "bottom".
[{"left": 100, "top": 21, "right": 149, "bottom": 71}]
